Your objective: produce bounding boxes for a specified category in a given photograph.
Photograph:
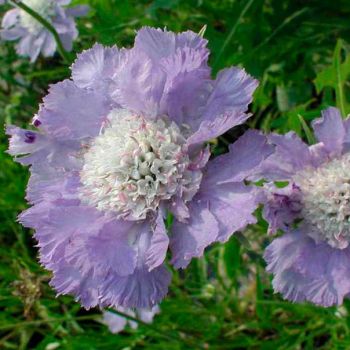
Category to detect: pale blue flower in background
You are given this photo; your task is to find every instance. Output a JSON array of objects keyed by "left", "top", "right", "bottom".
[
  {"left": 1, "top": 0, "right": 89, "bottom": 61},
  {"left": 102, "top": 306, "right": 160, "bottom": 334}
]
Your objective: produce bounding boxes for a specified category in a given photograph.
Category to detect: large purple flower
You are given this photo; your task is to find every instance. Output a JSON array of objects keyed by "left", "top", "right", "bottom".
[
  {"left": 7, "top": 27, "right": 270, "bottom": 309},
  {"left": 1, "top": 0, "right": 89, "bottom": 62},
  {"left": 260, "top": 107, "right": 350, "bottom": 306}
]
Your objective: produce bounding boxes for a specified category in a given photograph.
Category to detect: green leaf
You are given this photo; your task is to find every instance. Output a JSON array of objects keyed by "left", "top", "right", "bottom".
[{"left": 314, "top": 39, "right": 350, "bottom": 116}]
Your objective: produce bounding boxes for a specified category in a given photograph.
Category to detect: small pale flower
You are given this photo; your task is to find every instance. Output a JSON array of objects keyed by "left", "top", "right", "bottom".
[
  {"left": 258, "top": 107, "right": 350, "bottom": 306},
  {"left": 7, "top": 27, "right": 270, "bottom": 309},
  {"left": 1, "top": 0, "right": 89, "bottom": 62},
  {"left": 102, "top": 306, "right": 160, "bottom": 334}
]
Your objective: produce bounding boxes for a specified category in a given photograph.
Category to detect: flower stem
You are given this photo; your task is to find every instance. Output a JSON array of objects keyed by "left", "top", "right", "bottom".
[
  {"left": 9, "top": 0, "right": 72, "bottom": 63},
  {"left": 107, "top": 308, "right": 204, "bottom": 348}
]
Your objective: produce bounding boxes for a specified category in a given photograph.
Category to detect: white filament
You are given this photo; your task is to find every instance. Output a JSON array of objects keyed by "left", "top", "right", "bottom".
[
  {"left": 80, "top": 109, "right": 201, "bottom": 220},
  {"left": 295, "top": 153, "right": 350, "bottom": 249}
]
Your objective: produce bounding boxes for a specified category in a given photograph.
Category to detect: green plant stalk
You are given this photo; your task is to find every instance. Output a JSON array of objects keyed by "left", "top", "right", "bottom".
[
  {"left": 213, "top": 0, "right": 255, "bottom": 69},
  {"left": 9, "top": 0, "right": 72, "bottom": 63},
  {"left": 334, "top": 39, "right": 347, "bottom": 117},
  {"left": 107, "top": 308, "right": 204, "bottom": 348}
]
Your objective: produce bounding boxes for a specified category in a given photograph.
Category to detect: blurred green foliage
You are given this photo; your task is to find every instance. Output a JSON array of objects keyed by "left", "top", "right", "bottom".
[{"left": 1, "top": 0, "right": 350, "bottom": 349}]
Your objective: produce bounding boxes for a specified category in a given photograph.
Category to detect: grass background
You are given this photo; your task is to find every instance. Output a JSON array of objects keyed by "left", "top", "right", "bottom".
[{"left": 1, "top": 0, "right": 350, "bottom": 349}]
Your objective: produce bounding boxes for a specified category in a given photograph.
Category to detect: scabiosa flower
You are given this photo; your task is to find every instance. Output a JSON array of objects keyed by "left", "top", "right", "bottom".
[
  {"left": 102, "top": 306, "right": 160, "bottom": 334},
  {"left": 7, "top": 27, "right": 270, "bottom": 309},
  {"left": 259, "top": 107, "right": 350, "bottom": 307},
  {"left": 0, "top": 0, "right": 89, "bottom": 62}
]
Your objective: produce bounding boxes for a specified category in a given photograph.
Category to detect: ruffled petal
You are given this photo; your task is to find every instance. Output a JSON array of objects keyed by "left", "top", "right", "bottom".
[
  {"left": 265, "top": 231, "right": 350, "bottom": 307},
  {"left": 187, "top": 110, "right": 250, "bottom": 146},
  {"left": 111, "top": 49, "right": 166, "bottom": 118},
  {"left": 165, "top": 71, "right": 211, "bottom": 129},
  {"left": 170, "top": 201, "right": 219, "bottom": 268},
  {"left": 35, "top": 205, "right": 104, "bottom": 269},
  {"left": 71, "top": 44, "right": 120, "bottom": 91},
  {"left": 38, "top": 80, "right": 110, "bottom": 140},
  {"left": 100, "top": 264, "right": 171, "bottom": 309},
  {"left": 31, "top": 204, "right": 170, "bottom": 308},
  {"left": 312, "top": 107, "right": 345, "bottom": 156},
  {"left": 257, "top": 132, "right": 318, "bottom": 181},
  {"left": 6, "top": 125, "right": 81, "bottom": 175},
  {"left": 261, "top": 183, "right": 302, "bottom": 235},
  {"left": 187, "top": 67, "right": 258, "bottom": 145},
  {"left": 145, "top": 211, "right": 169, "bottom": 271},
  {"left": 134, "top": 27, "right": 208, "bottom": 62},
  {"left": 50, "top": 263, "right": 101, "bottom": 309},
  {"left": 64, "top": 219, "right": 137, "bottom": 277},
  {"left": 202, "top": 67, "right": 258, "bottom": 119},
  {"left": 100, "top": 227, "right": 171, "bottom": 308},
  {"left": 202, "top": 130, "right": 274, "bottom": 185},
  {"left": 201, "top": 183, "right": 259, "bottom": 242}
]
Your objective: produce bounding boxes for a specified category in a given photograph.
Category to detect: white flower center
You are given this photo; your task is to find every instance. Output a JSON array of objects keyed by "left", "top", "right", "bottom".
[
  {"left": 20, "top": 0, "right": 55, "bottom": 34},
  {"left": 294, "top": 153, "right": 350, "bottom": 249},
  {"left": 79, "top": 109, "right": 201, "bottom": 220}
]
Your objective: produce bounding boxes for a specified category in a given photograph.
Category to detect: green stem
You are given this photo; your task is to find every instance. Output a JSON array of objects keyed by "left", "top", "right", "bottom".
[
  {"left": 9, "top": 0, "right": 71, "bottom": 63},
  {"left": 107, "top": 308, "right": 204, "bottom": 348},
  {"left": 0, "top": 315, "right": 99, "bottom": 331},
  {"left": 213, "top": 0, "right": 255, "bottom": 69}
]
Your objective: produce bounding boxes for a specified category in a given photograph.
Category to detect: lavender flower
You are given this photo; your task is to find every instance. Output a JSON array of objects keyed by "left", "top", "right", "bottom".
[
  {"left": 1, "top": 0, "right": 89, "bottom": 62},
  {"left": 259, "top": 107, "right": 350, "bottom": 307},
  {"left": 102, "top": 306, "right": 160, "bottom": 334},
  {"left": 7, "top": 27, "right": 270, "bottom": 309}
]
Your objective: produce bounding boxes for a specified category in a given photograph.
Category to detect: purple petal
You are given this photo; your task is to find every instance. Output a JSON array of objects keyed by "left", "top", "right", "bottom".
[
  {"left": 50, "top": 263, "right": 101, "bottom": 309},
  {"left": 66, "top": 5, "right": 90, "bottom": 17},
  {"left": 202, "top": 67, "right": 258, "bottom": 120},
  {"left": 1, "top": 9, "right": 19, "bottom": 29},
  {"left": 41, "top": 32, "right": 57, "bottom": 57},
  {"left": 39, "top": 80, "right": 110, "bottom": 140},
  {"left": 312, "top": 107, "right": 345, "bottom": 156},
  {"left": 100, "top": 264, "right": 171, "bottom": 309},
  {"left": 98, "top": 224, "right": 171, "bottom": 308},
  {"left": 111, "top": 49, "right": 166, "bottom": 118},
  {"left": 134, "top": 27, "right": 176, "bottom": 61},
  {"left": 35, "top": 205, "right": 104, "bottom": 269},
  {"left": 102, "top": 309, "right": 132, "bottom": 333},
  {"left": 71, "top": 43, "right": 119, "bottom": 90},
  {"left": 165, "top": 71, "right": 211, "bottom": 128},
  {"left": 187, "top": 110, "right": 251, "bottom": 146},
  {"left": 202, "top": 130, "right": 274, "bottom": 185},
  {"left": 258, "top": 132, "right": 317, "bottom": 181},
  {"left": 146, "top": 211, "right": 169, "bottom": 271},
  {"left": 200, "top": 183, "right": 259, "bottom": 243},
  {"left": 135, "top": 27, "right": 208, "bottom": 62},
  {"left": 170, "top": 201, "right": 219, "bottom": 269},
  {"left": 261, "top": 183, "right": 302, "bottom": 235},
  {"left": 6, "top": 125, "right": 81, "bottom": 176},
  {"left": 64, "top": 219, "right": 137, "bottom": 277},
  {"left": 265, "top": 231, "right": 350, "bottom": 307}
]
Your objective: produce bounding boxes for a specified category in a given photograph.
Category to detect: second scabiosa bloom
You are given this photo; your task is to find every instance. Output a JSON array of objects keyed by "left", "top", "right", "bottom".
[
  {"left": 1, "top": 0, "right": 88, "bottom": 62},
  {"left": 260, "top": 107, "right": 350, "bottom": 306},
  {"left": 7, "top": 27, "right": 271, "bottom": 309}
]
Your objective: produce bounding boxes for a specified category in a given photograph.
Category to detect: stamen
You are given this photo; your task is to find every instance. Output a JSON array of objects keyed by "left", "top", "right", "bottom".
[
  {"left": 294, "top": 153, "right": 350, "bottom": 249},
  {"left": 79, "top": 109, "right": 202, "bottom": 220}
]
